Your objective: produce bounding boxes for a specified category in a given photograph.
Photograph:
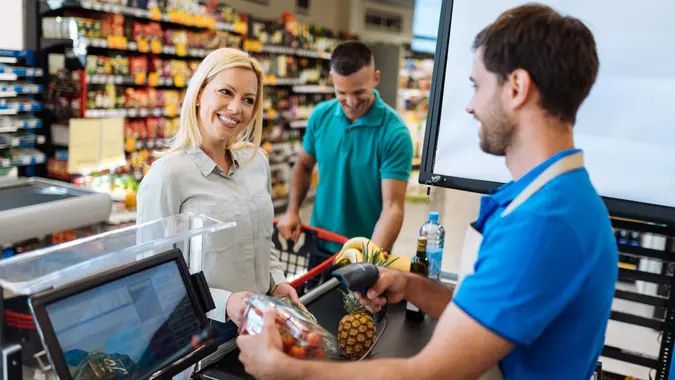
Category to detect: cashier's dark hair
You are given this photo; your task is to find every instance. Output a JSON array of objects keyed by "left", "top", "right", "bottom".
[
  {"left": 331, "top": 41, "right": 373, "bottom": 76},
  {"left": 473, "top": 3, "right": 599, "bottom": 124}
]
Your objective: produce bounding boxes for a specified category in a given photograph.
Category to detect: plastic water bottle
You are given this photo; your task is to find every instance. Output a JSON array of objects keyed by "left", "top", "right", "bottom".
[{"left": 419, "top": 212, "right": 445, "bottom": 281}]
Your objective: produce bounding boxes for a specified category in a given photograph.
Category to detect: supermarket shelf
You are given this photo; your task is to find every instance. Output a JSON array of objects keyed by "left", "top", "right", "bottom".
[
  {"left": 0, "top": 116, "right": 41, "bottom": 132},
  {"left": 0, "top": 63, "right": 43, "bottom": 79},
  {"left": 0, "top": 83, "right": 43, "bottom": 97},
  {"left": 84, "top": 108, "right": 177, "bottom": 118},
  {"left": 0, "top": 134, "right": 46, "bottom": 149},
  {"left": 266, "top": 77, "right": 305, "bottom": 86},
  {"left": 43, "top": 1, "right": 242, "bottom": 33},
  {"left": 0, "top": 102, "right": 41, "bottom": 115},
  {"left": 290, "top": 120, "right": 308, "bottom": 129},
  {"left": 86, "top": 74, "right": 187, "bottom": 88},
  {"left": 399, "top": 88, "right": 430, "bottom": 98},
  {"left": 245, "top": 41, "right": 331, "bottom": 60},
  {"left": 292, "top": 85, "right": 334, "bottom": 94},
  {"left": 0, "top": 150, "right": 46, "bottom": 168},
  {"left": 42, "top": 37, "right": 212, "bottom": 58}
]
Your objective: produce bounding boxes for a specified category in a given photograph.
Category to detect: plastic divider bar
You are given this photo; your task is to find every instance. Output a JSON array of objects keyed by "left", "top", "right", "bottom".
[
  {"left": 611, "top": 310, "right": 664, "bottom": 330},
  {"left": 601, "top": 346, "right": 659, "bottom": 369},
  {"left": 618, "top": 268, "right": 672, "bottom": 285},
  {"left": 614, "top": 289, "right": 668, "bottom": 307},
  {"left": 618, "top": 243, "right": 675, "bottom": 262}
]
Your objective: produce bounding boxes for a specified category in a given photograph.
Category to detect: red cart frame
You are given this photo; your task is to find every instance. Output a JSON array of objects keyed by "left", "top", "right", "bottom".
[{"left": 272, "top": 219, "right": 347, "bottom": 291}]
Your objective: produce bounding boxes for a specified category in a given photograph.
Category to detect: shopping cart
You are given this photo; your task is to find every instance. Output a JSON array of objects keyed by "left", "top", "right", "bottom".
[{"left": 271, "top": 219, "right": 348, "bottom": 295}]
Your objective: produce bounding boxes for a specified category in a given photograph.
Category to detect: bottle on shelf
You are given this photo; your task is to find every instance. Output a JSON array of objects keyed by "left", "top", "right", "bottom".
[
  {"left": 406, "top": 236, "right": 429, "bottom": 322},
  {"left": 419, "top": 212, "right": 445, "bottom": 281}
]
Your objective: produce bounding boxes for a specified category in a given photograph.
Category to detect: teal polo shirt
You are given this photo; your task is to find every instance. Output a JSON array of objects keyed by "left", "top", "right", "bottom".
[{"left": 303, "top": 89, "right": 413, "bottom": 253}]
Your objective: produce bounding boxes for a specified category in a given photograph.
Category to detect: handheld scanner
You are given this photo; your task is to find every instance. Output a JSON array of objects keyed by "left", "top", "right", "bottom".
[{"left": 331, "top": 263, "right": 380, "bottom": 295}]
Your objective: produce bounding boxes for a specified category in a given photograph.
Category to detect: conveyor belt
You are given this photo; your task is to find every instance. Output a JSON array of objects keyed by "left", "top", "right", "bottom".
[{"left": 199, "top": 279, "right": 437, "bottom": 379}]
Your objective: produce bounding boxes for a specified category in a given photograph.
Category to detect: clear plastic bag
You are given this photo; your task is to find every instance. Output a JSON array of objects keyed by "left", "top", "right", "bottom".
[{"left": 239, "top": 295, "right": 339, "bottom": 360}]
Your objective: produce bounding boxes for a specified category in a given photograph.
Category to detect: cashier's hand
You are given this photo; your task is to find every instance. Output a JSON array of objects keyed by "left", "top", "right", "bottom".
[
  {"left": 226, "top": 291, "right": 253, "bottom": 326},
  {"left": 237, "top": 310, "right": 285, "bottom": 380},
  {"left": 272, "top": 283, "right": 307, "bottom": 311},
  {"left": 354, "top": 267, "right": 408, "bottom": 313}
]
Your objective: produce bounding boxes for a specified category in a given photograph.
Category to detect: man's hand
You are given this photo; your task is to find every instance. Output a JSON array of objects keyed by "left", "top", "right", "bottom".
[
  {"left": 278, "top": 212, "right": 303, "bottom": 241},
  {"left": 354, "top": 267, "right": 409, "bottom": 313},
  {"left": 226, "top": 291, "right": 253, "bottom": 326},
  {"left": 237, "top": 310, "right": 287, "bottom": 380}
]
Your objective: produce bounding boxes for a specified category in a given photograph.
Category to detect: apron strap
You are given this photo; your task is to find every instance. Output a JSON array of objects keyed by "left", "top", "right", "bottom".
[{"left": 501, "top": 151, "right": 584, "bottom": 217}]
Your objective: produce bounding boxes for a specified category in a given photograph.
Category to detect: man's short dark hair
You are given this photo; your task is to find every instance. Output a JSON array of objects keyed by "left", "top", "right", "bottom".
[
  {"left": 330, "top": 41, "right": 373, "bottom": 76},
  {"left": 473, "top": 3, "right": 599, "bottom": 124}
]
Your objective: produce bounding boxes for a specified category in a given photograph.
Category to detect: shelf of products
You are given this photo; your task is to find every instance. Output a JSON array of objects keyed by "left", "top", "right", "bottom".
[
  {"left": 0, "top": 50, "right": 45, "bottom": 178},
  {"left": 39, "top": 1, "right": 356, "bottom": 219},
  {"left": 399, "top": 55, "right": 434, "bottom": 201}
]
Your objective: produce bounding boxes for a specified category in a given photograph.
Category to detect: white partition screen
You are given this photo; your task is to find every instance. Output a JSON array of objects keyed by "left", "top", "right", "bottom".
[{"left": 421, "top": 0, "right": 675, "bottom": 224}]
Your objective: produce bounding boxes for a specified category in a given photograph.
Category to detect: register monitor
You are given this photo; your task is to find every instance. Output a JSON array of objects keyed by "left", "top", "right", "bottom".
[{"left": 28, "top": 248, "right": 216, "bottom": 379}]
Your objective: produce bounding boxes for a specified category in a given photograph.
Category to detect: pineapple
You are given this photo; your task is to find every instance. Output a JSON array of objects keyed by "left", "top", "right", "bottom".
[
  {"left": 336, "top": 241, "right": 398, "bottom": 360},
  {"left": 338, "top": 291, "right": 377, "bottom": 360}
]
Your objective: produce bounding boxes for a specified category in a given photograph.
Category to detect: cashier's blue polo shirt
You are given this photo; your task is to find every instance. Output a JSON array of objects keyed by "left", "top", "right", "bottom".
[
  {"left": 452, "top": 149, "right": 618, "bottom": 379},
  {"left": 303, "top": 89, "right": 413, "bottom": 253}
]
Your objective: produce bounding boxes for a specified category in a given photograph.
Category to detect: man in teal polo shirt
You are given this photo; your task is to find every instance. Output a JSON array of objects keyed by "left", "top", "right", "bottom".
[{"left": 278, "top": 41, "right": 413, "bottom": 254}]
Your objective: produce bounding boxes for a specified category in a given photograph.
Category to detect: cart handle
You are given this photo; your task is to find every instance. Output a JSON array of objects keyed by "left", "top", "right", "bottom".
[
  {"left": 273, "top": 219, "right": 348, "bottom": 289},
  {"left": 273, "top": 219, "right": 349, "bottom": 245}
]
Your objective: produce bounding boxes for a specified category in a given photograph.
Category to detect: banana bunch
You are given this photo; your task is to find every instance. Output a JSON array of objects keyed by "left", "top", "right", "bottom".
[{"left": 333, "top": 237, "right": 411, "bottom": 272}]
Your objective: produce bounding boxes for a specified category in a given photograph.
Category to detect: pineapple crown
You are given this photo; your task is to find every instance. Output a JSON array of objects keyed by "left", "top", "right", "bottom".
[
  {"left": 360, "top": 241, "right": 399, "bottom": 267},
  {"left": 339, "top": 241, "right": 399, "bottom": 316},
  {"left": 340, "top": 289, "right": 370, "bottom": 315}
]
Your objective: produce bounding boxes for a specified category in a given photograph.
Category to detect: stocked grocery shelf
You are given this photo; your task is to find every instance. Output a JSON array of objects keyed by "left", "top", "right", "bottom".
[
  {"left": 0, "top": 83, "right": 43, "bottom": 97},
  {"left": 290, "top": 120, "right": 308, "bottom": 129},
  {"left": 42, "top": 0, "right": 244, "bottom": 33},
  {"left": 292, "top": 85, "right": 334, "bottom": 94},
  {"left": 0, "top": 116, "right": 42, "bottom": 132},
  {"left": 0, "top": 149, "right": 46, "bottom": 168},
  {"left": 42, "top": 37, "right": 212, "bottom": 58},
  {"left": 243, "top": 40, "right": 332, "bottom": 60},
  {"left": 0, "top": 134, "right": 46, "bottom": 149},
  {"left": 84, "top": 107, "right": 177, "bottom": 119},
  {"left": 0, "top": 101, "right": 42, "bottom": 115},
  {"left": 399, "top": 88, "right": 430, "bottom": 98},
  {"left": 0, "top": 63, "right": 43, "bottom": 80},
  {"left": 85, "top": 74, "right": 187, "bottom": 88}
]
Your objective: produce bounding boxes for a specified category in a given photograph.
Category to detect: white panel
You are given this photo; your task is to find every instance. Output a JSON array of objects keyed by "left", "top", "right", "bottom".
[
  {"left": 0, "top": 0, "right": 24, "bottom": 51},
  {"left": 432, "top": 0, "right": 675, "bottom": 209}
]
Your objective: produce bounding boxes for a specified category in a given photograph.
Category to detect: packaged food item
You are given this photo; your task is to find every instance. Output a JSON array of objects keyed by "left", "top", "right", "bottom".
[{"left": 239, "top": 295, "right": 338, "bottom": 360}]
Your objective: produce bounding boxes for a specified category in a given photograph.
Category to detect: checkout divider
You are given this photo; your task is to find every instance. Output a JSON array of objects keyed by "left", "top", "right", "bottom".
[{"left": 0, "top": 212, "right": 440, "bottom": 379}]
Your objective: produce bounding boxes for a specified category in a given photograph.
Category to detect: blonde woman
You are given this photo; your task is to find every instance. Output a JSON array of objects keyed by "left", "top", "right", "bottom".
[{"left": 137, "top": 48, "right": 301, "bottom": 345}]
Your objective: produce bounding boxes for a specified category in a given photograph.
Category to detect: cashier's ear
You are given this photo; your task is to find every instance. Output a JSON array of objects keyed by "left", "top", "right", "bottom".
[{"left": 505, "top": 68, "right": 533, "bottom": 111}]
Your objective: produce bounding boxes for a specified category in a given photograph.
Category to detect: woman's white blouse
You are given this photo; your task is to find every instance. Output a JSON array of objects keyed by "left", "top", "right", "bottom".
[{"left": 136, "top": 146, "right": 286, "bottom": 323}]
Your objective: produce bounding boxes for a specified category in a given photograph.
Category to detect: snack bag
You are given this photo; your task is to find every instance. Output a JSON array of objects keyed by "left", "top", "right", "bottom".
[{"left": 240, "top": 295, "right": 338, "bottom": 360}]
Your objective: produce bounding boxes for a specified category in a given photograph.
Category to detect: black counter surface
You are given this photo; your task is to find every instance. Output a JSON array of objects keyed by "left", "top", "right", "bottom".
[{"left": 200, "top": 284, "right": 437, "bottom": 379}]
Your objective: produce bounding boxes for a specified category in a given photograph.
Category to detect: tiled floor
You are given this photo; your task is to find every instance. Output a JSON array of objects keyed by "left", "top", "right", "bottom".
[{"left": 283, "top": 187, "right": 662, "bottom": 379}]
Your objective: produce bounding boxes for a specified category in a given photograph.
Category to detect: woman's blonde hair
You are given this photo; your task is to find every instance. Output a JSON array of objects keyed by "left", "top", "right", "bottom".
[{"left": 165, "top": 47, "right": 264, "bottom": 161}]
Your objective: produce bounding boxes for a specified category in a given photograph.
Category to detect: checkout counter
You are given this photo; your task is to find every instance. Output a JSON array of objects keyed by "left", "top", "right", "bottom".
[
  {"left": 0, "top": 177, "right": 112, "bottom": 247},
  {"left": 0, "top": 213, "right": 438, "bottom": 379}
]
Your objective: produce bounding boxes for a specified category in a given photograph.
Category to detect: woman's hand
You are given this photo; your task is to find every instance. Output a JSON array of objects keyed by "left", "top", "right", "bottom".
[
  {"left": 226, "top": 291, "right": 254, "bottom": 326},
  {"left": 271, "top": 283, "right": 305, "bottom": 309}
]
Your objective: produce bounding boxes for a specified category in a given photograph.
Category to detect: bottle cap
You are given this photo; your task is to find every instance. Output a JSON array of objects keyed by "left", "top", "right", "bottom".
[
  {"left": 416, "top": 236, "right": 427, "bottom": 251},
  {"left": 429, "top": 212, "right": 439, "bottom": 221}
]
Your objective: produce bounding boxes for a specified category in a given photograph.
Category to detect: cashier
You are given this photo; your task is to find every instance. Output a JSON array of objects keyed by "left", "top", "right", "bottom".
[
  {"left": 136, "top": 48, "right": 301, "bottom": 345},
  {"left": 237, "top": 5, "right": 618, "bottom": 380}
]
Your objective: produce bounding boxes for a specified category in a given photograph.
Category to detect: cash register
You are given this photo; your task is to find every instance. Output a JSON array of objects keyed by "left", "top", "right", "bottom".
[{"left": 0, "top": 213, "right": 235, "bottom": 379}]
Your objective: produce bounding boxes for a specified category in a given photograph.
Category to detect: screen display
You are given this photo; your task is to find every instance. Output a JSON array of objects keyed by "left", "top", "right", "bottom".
[
  {"left": 45, "top": 261, "right": 201, "bottom": 379},
  {"left": 432, "top": 0, "right": 675, "bottom": 208},
  {"left": 0, "top": 184, "right": 82, "bottom": 212}
]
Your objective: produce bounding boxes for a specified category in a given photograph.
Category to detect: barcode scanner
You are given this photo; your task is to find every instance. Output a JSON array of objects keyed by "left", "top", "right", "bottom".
[{"left": 331, "top": 263, "right": 387, "bottom": 323}]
